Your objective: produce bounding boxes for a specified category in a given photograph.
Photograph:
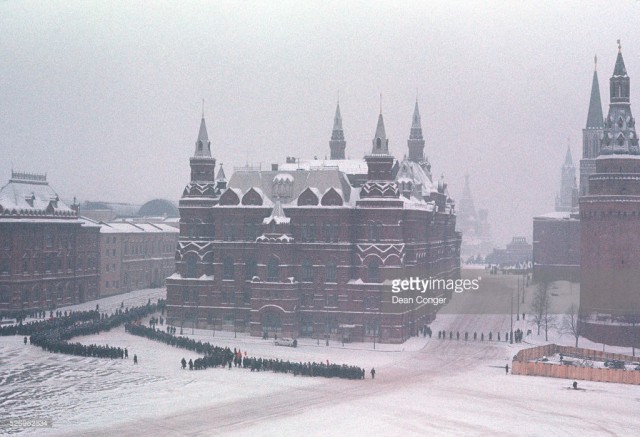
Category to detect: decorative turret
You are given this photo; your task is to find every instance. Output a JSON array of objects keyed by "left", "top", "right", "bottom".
[
  {"left": 360, "top": 108, "right": 399, "bottom": 199},
  {"left": 408, "top": 100, "right": 425, "bottom": 162},
  {"left": 216, "top": 164, "right": 227, "bottom": 190},
  {"left": 189, "top": 115, "right": 217, "bottom": 183},
  {"left": 601, "top": 41, "right": 639, "bottom": 155},
  {"left": 329, "top": 102, "right": 346, "bottom": 160},
  {"left": 182, "top": 112, "right": 220, "bottom": 202},
  {"left": 371, "top": 113, "right": 389, "bottom": 155}
]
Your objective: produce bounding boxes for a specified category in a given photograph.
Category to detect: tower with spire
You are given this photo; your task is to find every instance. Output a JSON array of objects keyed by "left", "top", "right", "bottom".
[
  {"left": 329, "top": 102, "right": 346, "bottom": 160},
  {"left": 408, "top": 100, "right": 425, "bottom": 162},
  {"left": 600, "top": 42, "right": 639, "bottom": 155},
  {"left": 181, "top": 112, "right": 221, "bottom": 204},
  {"left": 555, "top": 144, "right": 577, "bottom": 212},
  {"left": 359, "top": 110, "right": 399, "bottom": 200},
  {"left": 580, "top": 42, "right": 640, "bottom": 347},
  {"left": 580, "top": 55, "right": 605, "bottom": 196}
]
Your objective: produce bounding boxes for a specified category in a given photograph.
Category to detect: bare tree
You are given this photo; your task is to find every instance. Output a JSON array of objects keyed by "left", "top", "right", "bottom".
[
  {"left": 560, "top": 304, "right": 581, "bottom": 347},
  {"left": 530, "top": 281, "right": 555, "bottom": 340},
  {"left": 530, "top": 281, "right": 549, "bottom": 335}
]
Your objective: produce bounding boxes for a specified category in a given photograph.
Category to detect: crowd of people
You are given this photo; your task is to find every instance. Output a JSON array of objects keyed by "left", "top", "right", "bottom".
[
  {"left": 125, "top": 323, "right": 365, "bottom": 380},
  {"left": 1, "top": 301, "right": 163, "bottom": 360},
  {"left": 436, "top": 327, "right": 526, "bottom": 343}
]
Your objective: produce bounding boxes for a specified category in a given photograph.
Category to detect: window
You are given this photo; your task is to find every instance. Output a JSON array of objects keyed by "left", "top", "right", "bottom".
[
  {"left": 245, "top": 257, "right": 257, "bottom": 280},
  {"left": 368, "top": 260, "right": 380, "bottom": 283},
  {"left": 267, "top": 257, "right": 279, "bottom": 282},
  {"left": 22, "top": 258, "right": 29, "bottom": 273},
  {"left": 243, "top": 288, "right": 251, "bottom": 304},
  {"left": 186, "top": 255, "right": 198, "bottom": 278},
  {"left": 309, "top": 224, "right": 315, "bottom": 242},
  {"left": 325, "top": 262, "right": 337, "bottom": 283},
  {"left": 223, "top": 257, "right": 234, "bottom": 280},
  {"left": 365, "top": 320, "right": 379, "bottom": 336},
  {"left": 0, "top": 286, "right": 10, "bottom": 303},
  {"left": 1, "top": 258, "right": 11, "bottom": 274},
  {"left": 192, "top": 290, "right": 198, "bottom": 304},
  {"left": 302, "top": 260, "right": 313, "bottom": 282}
]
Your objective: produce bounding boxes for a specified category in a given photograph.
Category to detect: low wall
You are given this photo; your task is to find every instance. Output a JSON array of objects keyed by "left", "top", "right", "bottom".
[{"left": 512, "top": 344, "right": 640, "bottom": 385}]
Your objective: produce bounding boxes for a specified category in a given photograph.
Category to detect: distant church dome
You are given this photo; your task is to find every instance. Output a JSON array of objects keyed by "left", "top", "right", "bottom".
[{"left": 138, "top": 199, "right": 179, "bottom": 218}]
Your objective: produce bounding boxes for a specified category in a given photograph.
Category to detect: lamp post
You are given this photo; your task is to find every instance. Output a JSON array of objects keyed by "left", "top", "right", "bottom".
[
  {"left": 517, "top": 278, "right": 520, "bottom": 321},
  {"left": 510, "top": 291, "right": 514, "bottom": 344}
]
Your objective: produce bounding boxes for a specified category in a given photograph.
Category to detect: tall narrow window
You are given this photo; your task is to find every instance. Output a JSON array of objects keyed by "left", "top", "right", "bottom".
[
  {"left": 326, "top": 261, "right": 337, "bottom": 283},
  {"left": 368, "top": 259, "right": 380, "bottom": 283},
  {"left": 186, "top": 255, "right": 198, "bottom": 278},
  {"left": 223, "top": 257, "right": 234, "bottom": 280},
  {"left": 267, "top": 257, "right": 279, "bottom": 282}
]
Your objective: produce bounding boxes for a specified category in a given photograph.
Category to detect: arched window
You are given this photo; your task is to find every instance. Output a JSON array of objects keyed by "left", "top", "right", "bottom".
[
  {"left": 368, "top": 259, "right": 380, "bottom": 283},
  {"left": 375, "top": 222, "right": 382, "bottom": 242},
  {"left": 223, "top": 257, "right": 234, "bottom": 280},
  {"left": 326, "top": 261, "right": 337, "bottom": 283},
  {"left": 185, "top": 254, "right": 198, "bottom": 278},
  {"left": 267, "top": 257, "right": 279, "bottom": 282},
  {"left": 376, "top": 138, "right": 382, "bottom": 150}
]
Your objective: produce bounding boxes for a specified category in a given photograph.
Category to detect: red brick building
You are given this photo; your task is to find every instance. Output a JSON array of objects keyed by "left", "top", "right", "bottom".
[
  {"left": 0, "top": 171, "right": 100, "bottom": 313},
  {"left": 580, "top": 44, "right": 640, "bottom": 347},
  {"left": 166, "top": 102, "right": 461, "bottom": 343}
]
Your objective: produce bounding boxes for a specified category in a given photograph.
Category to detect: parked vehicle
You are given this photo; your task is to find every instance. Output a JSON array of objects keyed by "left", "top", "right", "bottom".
[{"left": 274, "top": 337, "right": 296, "bottom": 347}]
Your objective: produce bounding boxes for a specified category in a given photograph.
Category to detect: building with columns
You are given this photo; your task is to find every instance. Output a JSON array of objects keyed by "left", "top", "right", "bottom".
[{"left": 166, "top": 101, "right": 461, "bottom": 343}]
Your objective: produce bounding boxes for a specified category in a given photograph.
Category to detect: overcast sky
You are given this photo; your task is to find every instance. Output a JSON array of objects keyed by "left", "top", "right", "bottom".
[{"left": 2, "top": 1, "right": 640, "bottom": 246}]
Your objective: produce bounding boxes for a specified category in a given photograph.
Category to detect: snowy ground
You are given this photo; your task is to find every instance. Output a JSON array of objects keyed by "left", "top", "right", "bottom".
[{"left": 2, "top": 276, "right": 640, "bottom": 436}]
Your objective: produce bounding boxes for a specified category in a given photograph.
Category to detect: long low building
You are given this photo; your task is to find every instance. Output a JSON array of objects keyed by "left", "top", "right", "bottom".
[{"left": 97, "top": 221, "right": 179, "bottom": 297}]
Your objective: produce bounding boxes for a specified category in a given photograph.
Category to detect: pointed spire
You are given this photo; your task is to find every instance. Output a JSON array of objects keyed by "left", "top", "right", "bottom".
[
  {"left": 216, "top": 163, "right": 226, "bottom": 181},
  {"left": 410, "top": 100, "right": 423, "bottom": 140},
  {"left": 194, "top": 116, "right": 212, "bottom": 157},
  {"left": 332, "top": 102, "right": 343, "bottom": 135},
  {"left": 329, "top": 100, "right": 346, "bottom": 159},
  {"left": 586, "top": 56, "right": 604, "bottom": 129},
  {"left": 371, "top": 111, "right": 389, "bottom": 155},
  {"left": 613, "top": 40, "right": 627, "bottom": 77},
  {"left": 564, "top": 144, "right": 573, "bottom": 166}
]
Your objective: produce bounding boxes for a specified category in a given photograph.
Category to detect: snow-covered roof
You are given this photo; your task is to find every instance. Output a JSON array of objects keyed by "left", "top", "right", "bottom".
[
  {"left": 99, "top": 222, "right": 180, "bottom": 234},
  {"left": 0, "top": 171, "right": 75, "bottom": 217},
  {"left": 534, "top": 211, "right": 576, "bottom": 220},
  {"left": 279, "top": 159, "right": 369, "bottom": 175}
]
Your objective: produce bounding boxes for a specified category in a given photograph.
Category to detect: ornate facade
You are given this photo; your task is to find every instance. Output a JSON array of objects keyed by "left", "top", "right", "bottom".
[{"left": 166, "top": 103, "right": 461, "bottom": 343}]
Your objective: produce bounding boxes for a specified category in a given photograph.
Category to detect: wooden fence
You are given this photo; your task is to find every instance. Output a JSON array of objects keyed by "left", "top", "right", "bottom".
[{"left": 511, "top": 344, "right": 640, "bottom": 385}]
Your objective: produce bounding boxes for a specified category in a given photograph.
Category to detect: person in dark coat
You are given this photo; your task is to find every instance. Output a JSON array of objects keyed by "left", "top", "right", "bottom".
[
  {"left": 133, "top": 354, "right": 138, "bottom": 364},
  {"left": 370, "top": 368, "right": 376, "bottom": 379}
]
